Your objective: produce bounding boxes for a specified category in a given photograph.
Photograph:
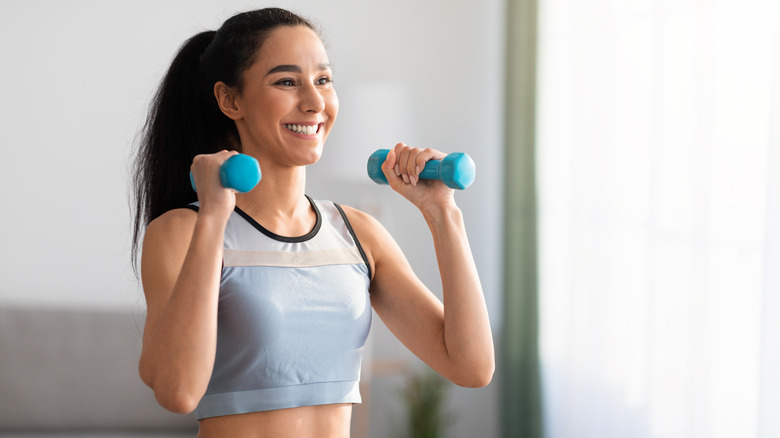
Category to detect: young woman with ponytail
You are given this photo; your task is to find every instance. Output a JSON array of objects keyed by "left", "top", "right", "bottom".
[{"left": 132, "top": 8, "right": 493, "bottom": 437}]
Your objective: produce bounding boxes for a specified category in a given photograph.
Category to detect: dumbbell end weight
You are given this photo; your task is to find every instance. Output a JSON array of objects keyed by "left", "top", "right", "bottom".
[
  {"left": 439, "top": 152, "right": 476, "bottom": 190},
  {"left": 366, "top": 150, "right": 391, "bottom": 185}
]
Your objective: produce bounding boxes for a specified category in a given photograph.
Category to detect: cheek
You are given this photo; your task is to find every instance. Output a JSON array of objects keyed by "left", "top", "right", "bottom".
[
  {"left": 253, "top": 90, "right": 294, "bottom": 118},
  {"left": 327, "top": 91, "right": 339, "bottom": 121}
]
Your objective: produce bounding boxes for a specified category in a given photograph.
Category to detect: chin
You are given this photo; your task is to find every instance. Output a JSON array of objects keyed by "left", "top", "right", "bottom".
[
  {"left": 294, "top": 149, "right": 322, "bottom": 168},
  {"left": 305, "top": 144, "right": 325, "bottom": 164}
]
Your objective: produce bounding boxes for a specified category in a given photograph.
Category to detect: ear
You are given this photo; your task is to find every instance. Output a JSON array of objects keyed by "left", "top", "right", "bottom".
[{"left": 214, "top": 82, "right": 242, "bottom": 120}]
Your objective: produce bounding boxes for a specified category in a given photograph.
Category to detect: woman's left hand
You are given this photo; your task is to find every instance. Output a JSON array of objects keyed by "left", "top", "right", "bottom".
[{"left": 380, "top": 143, "right": 456, "bottom": 212}]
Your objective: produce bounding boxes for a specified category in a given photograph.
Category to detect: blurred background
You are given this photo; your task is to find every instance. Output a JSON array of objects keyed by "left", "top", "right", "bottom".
[{"left": 0, "top": 0, "right": 777, "bottom": 437}]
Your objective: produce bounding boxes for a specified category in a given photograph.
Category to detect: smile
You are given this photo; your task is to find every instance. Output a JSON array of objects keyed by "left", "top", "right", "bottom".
[{"left": 284, "top": 123, "right": 321, "bottom": 135}]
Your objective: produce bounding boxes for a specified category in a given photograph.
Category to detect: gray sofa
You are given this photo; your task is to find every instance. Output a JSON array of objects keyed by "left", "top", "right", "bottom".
[{"left": 0, "top": 306, "right": 197, "bottom": 436}]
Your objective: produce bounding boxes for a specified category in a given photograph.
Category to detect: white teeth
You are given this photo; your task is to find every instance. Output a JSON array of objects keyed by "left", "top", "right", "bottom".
[{"left": 285, "top": 124, "right": 319, "bottom": 135}]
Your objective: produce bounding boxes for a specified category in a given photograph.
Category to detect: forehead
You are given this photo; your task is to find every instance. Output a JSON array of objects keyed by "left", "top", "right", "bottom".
[{"left": 254, "top": 25, "right": 329, "bottom": 69}]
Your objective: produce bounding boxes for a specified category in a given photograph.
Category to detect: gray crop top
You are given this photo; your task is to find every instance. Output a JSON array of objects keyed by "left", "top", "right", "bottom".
[{"left": 190, "top": 197, "right": 372, "bottom": 419}]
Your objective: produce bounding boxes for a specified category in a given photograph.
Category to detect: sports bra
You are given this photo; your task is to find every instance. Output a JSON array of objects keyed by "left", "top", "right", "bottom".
[{"left": 188, "top": 196, "right": 372, "bottom": 419}]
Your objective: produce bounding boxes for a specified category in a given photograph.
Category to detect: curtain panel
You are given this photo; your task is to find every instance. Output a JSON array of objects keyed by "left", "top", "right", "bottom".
[
  {"left": 503, "top": 0, "right": 543, "bottom": 437},
  {"left": 536, "top": 1, "right": 780, "bottom": 437}
]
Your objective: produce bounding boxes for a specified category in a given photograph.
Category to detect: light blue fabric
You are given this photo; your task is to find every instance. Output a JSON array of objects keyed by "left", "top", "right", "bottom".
[{"left": 193, "top": 197, "right": 372, "bottom": 419}]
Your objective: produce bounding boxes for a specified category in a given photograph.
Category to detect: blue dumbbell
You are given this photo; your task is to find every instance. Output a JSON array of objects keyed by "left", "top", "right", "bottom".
[
  {"left": 190, "top": 153, "right": 261, "bottom": 193},
  {"left": 366, "top": 149, "right": 476, "bottom": 190}
]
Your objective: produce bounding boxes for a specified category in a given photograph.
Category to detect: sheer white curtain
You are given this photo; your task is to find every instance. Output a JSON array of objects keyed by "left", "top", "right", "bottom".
[{"left": 536, "top": 1, "right": 779, "bottom": 437}]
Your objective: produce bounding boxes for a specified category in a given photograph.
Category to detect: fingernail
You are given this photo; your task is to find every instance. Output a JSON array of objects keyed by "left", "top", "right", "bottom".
[
  {"left": 403, "top": 174, "right": 410, "bottom": 184},
  {"left": 395, "top": 165, "right": 401, "bottom": 176}
]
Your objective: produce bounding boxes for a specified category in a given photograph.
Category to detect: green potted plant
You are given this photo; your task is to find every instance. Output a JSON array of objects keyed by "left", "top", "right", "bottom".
[{"left": 397, "top": 366, "right": 453, "bottom": 438}]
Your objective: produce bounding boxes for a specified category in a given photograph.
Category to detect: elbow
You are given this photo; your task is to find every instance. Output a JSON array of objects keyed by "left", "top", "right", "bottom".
[
  {"left": 138, "top": 358, "right": 202, "bottom": 414},
  {"left": 451, "top": 359, "right": 495, "bottom": 388},
  {"left": 138, "top": 357, "right": 154, "bottom": 390},
  {"left": 457, "top": 366, "right": 494, "bottom": 388},
  {"left": 150, "top": 376, "right": 203, "bottom": 414},
  {"left": 154, "top": 388, "right": 201, "bottom": 414}
]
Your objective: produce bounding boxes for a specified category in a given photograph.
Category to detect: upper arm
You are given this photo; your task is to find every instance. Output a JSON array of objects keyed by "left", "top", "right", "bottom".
[
  {"left": 139, "top": 209, "right": 198, "bottom": 345},
  {"left": 340, "top": 206, "right": 451, "bottom": 374}
]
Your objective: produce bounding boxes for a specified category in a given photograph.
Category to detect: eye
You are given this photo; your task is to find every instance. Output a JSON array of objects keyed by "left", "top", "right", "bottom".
[
  {"left": 316, "top": 76, "right": 333, "bottom": 86},
  {"left": 275, "top": 78, "right": 296, "bottom": 87}
]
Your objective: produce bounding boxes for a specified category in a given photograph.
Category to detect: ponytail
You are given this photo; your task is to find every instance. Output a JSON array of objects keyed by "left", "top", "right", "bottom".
[{"left": 131, "top": 30, "right": 236, "bottom": 271}]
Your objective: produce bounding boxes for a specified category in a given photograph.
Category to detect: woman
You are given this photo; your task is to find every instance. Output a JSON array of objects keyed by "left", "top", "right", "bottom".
[{"left": 132, "top": 7, "right": 494, "bottom": 437}]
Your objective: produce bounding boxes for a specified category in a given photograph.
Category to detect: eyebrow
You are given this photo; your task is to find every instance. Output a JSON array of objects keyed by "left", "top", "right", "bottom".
[{"left": 265, "top": 63, "right": 332, "bottom": 76}]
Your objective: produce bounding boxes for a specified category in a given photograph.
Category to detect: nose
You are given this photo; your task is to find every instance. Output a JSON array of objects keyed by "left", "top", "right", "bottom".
[{"left": 300, "top": 83, "right": 325, "bottom": 114}]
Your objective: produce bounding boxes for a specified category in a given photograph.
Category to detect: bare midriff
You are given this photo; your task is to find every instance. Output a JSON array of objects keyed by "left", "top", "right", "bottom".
[{"left": 197, "top": 403, "right": 353, "bottom": 438}]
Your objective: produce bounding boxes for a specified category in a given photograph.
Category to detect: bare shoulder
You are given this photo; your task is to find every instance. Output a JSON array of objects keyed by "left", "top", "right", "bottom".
[
  {"left": 337, "top": 204, "right": 415, "bottom": 290},
  {"left": 142, "top": 208, "right": 198, "bottom": 262},
  {"left": 141, "top": 208, "right": 199, "bottom": 295},
  {"left": 336, "top": 205, "right": 393, "bottom": 249},
  {"left": 142, "top": 208, "right": 199, "bottom": 257},
  {"left": 144, "top": 208, "right": 199, "bottom": 242},
  {"left": 337, "top": 205, "right": 382, "bottom": 233}
]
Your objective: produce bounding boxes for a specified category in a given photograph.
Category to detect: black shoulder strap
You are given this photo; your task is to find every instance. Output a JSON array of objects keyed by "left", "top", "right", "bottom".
[{"left": 334, "top": 203, "right": 373, "bottom": 282}]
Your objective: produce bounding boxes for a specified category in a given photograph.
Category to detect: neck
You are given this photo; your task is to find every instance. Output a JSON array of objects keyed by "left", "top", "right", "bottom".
[{"left": 234, "top": 165, "right": 315, "bottom": 237}]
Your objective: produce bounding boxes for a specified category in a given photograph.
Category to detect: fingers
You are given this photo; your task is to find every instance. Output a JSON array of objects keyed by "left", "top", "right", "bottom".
[
  {"left": 384, "top": 143, "right": 444, "bottom": 187},
  {"left": 191, "top": 150, "right": 238, "bottom": 183}
]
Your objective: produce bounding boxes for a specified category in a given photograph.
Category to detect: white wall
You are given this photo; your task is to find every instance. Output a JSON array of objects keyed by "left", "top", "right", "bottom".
[{"left": 0, "top": 1, "right": 504, "bottom": 437}]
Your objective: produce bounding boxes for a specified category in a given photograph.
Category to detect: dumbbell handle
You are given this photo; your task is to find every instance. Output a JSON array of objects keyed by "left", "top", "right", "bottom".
[
  {"left": 366, "top": 149, "right": 476, "bottom": 190},
  {"left": 190, "top": 153, "right": 261, "bottom": 193}
]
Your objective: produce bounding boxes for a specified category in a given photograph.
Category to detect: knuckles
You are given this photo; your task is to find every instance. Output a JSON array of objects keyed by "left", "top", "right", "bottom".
[{"left": 191, "top": 150, "right": 236, "bottom": 171}]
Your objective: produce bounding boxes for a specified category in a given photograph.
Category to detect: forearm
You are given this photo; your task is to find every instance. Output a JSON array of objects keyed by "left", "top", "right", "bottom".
[
  {"left": 423, "top": 203, "right": 495, "bottom": 385},
  {"left": 140, "top": 214, "right": 226, "bottom": 411}
]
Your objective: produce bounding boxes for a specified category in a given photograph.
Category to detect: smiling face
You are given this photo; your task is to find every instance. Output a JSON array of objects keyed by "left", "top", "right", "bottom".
[{"left": 220, "top": 25, "right": 338, "bottom": 168}]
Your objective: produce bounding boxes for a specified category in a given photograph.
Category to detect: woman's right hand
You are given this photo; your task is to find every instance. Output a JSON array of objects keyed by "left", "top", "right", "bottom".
[{"left": 190, "top": 150, "right": 239, "bottom": 220}]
